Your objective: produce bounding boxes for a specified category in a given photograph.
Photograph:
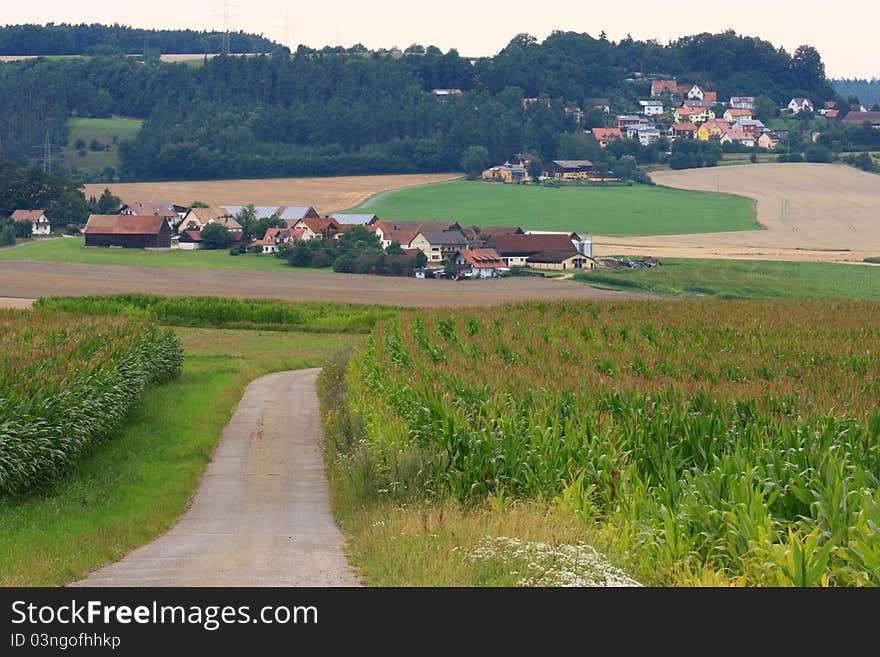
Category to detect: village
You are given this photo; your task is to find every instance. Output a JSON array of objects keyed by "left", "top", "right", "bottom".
[
  {"left": 481, "top": 81, "right": 879, "bottom": 182},
  {"left": 12, "top": 202, "right": 605, "bottom": 280}
]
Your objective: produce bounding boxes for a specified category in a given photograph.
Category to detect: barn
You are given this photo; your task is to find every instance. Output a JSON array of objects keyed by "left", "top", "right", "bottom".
[{"left": 84, "top": 215, "right": 172, "bottom": 249}]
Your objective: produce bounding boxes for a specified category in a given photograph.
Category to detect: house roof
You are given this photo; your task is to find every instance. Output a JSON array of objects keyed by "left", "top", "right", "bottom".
[
  {"left": 11, "top": 209, "right": 46, "bottom": 223},
  {"left": 297, "top": 217, "right": 340, "bottom": 233},
  {"left": 724, "top": 130, "right": 752, "bottom": 142},
  {"left": 550, "top": 160, "right": 593, "bottom": 169},
  {"left": 84, "top": 215, "right": 168, "bottom": 235},
  {"left": 122, "top": 202, "right": 177, "bottom": 218},
  {"left": 725, "top": 108, "right": 753, "bottom": 117},
  {"left": 213, "top": 216, "right": 243, "bottom": 231},
  {"left": 329, "top": 213, "right": 378, "bottom": 225},
  {"left": 220, "top": 205, "right": 282, "bottom": 220},
  {"left": 479, "top": 226, "right": 523, "bottom": 237},
  {"left": 842, "top": 111, "right": 880, "bottom": 124},
  {"left": 703, "top": 91, "right": 718, "bottom": 103},
  {"left": 651, "top": 80, "right": 678, "bottom": 94},
  {"left": 416, "top": 230, "right": 469, "bottom": 246},
  {"left": 487, "top": 233, "right": 575, "bottom": 256},
  {"left": 824, "top": 109, "right": 840, "bottom": 119},
  {"left": 457, "top": 248, "right": 507, "bottom": 269},
  {"left": 675, "top": 107, "right": 705, "bottom": 115},
  {"left": 180, "top": 230, "right": 202, "bottom": 242},
  {"left": 670, "top": 122, "right": 698, "bottom": 132},
  {"left": 528, "top": 250, "right": 583, "bottom": 264},
  {"left": 184, "top": 207, "right": 231, "bottom": 224},
  {"left": 592, "top": 128, "right": 623, "bottom": 140},
  {"left": 460, "top": 227, "right": 479, "bottom": 242},
  {"left": 277, "top": 206, "right": 317, "bottom": 220}
]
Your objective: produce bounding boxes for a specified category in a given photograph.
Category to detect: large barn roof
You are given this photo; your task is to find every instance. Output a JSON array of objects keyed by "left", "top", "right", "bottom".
[{"left": 85, "top": 215, "right": 168, "bottom": 235}]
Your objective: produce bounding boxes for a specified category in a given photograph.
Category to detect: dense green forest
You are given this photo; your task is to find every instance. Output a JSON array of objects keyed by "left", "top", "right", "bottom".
[
  {"left": 832, "top": 79, "right": 880, "bottom": 106},
  {"left": 0, "top": 23, "right": 284, "bottom": 56},
  {"left": 0, "top": 28, "right": 843, "bottom": 181}
]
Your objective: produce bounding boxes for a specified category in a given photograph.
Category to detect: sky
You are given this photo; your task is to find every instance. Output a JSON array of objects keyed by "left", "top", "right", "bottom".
[{"left": 4, "top": 1, "right": 879, "bottom": 79}]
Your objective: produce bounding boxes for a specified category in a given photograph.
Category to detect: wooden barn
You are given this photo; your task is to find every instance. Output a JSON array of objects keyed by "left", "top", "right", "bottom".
[{"left": 84, "top": 215, "right": 172, "bottom": 249}]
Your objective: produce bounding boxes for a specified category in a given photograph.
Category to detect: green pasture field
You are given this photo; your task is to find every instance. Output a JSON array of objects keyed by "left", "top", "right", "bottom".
[
  {"left": 576, "top": 258, "right": 880, "bottom": 299},
  {"left": 0, "top": 236, "right": 321, "bottom": 271},
  {"left": 356, "top": 180, "right": 757, "bottom": 236},
  {"left": 63, "top": 116, "right": 144, "bottom": 174}
]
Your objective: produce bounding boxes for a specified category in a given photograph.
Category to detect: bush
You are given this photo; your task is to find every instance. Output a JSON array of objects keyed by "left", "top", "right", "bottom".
[{"left": 804, "top": 145, "right": 834, "bottom": 163}]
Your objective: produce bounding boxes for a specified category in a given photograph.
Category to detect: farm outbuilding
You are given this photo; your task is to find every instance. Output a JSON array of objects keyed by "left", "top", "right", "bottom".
[
  {"left": 527, "top": 250, "right": 595, "bottom": 271},
  {"left": 84, "top": 215, "right": 172, "bottom": 249}
]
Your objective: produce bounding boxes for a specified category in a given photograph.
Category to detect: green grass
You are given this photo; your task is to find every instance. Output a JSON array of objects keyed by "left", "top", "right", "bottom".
[
  {"left": 64, "top": 116, "right": 144, "bottom": 175},
  {"left": 576, "top": 258, "right": 880, "bottom": 299},
  {"left": 0, "top": 236, "right": 323, "bottom": 271},
  {"left": 0, "top": 326, "right": 358, "bottom": 585},
  {"left": 356, "top": 180, "right": 756, "bottom": 236}
]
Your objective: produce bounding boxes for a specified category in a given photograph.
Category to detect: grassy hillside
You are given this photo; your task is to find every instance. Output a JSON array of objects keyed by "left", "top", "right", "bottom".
[
  {"left": 576, "top": 258, "right": 880, "bottom": 299},
  {"left": 357, "top": 181, "right": 757, "bottom": 236},
  {"left": 64, "top": 116, "right": 143, "bottom": 179}
]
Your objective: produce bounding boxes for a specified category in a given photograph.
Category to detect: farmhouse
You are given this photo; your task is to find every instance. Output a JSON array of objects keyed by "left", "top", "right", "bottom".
[
  {"left": 257, "top": 227, "right": 302, "bottom": 254},
  {"left": 178, "top": 206, "right": 232, "bottom": 233},
  {"left": 592, "top": 127, "right": 624, "bottom": 147},
  {"left": 292, "top": 217, "right": 340, "bottom": 241},
  {"left": 370, "top": 220, "right": 458, "bottom": 249},
  {"left": 84, "top": 215, "right": 171, "bottom": 249},
  {"left": 696, "top": 119, "right": 730, "bottom": 141},
  {"left": 482, "top": 163, "right": 529, "bottom": 183},
  {"left": 11, "top": 209, "right": 50, "bottom": 236},
  {"left": 410, "top": 230, "right": 469, "bottom": 262},
  {"left": 483, "top": 233, "right": 576, "bottom": 267},
  {"left": 527, "top": 250, "right": 595, "bottom": 271},
  {"left": 454, "top": 248, "right": 508, "bottom": 278},
  {"left": 543, "top": 160, "right": 594, "bottom": 179}
]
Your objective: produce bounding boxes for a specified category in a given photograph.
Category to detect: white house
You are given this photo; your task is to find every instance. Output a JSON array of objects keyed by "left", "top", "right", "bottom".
[
  {"left": 454, "top": 249, "right": 509, "bottom": 278},
  {"left": 625, "top": 124, "right": 661, "bottom": 145},
  {"left": 687, "top": 85, "right": 705, "bottom": 101},
  {"left": 729, "top": 96, "right": 756, "bottom": 110},
  {"left": 11, "top": 209, "right": 51, "bottom": 236},
  {"left": 638, "top": 100, "right": 664, "bottom": 116},
  {"left": 787, "top": 98, "right": 814, "bottom": 114}
]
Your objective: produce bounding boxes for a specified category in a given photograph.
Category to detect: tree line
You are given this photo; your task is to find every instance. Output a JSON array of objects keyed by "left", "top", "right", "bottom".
[
  {"left": 0, "top": 29, "right": 842, "bottom": 181},
  {"left": 0, "top": 23, "right": 285, "bottom": 56}
]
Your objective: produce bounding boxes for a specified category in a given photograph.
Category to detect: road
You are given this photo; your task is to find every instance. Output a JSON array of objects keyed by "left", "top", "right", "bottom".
[{"left": 72, "top": 369, "right": 358, "bottom": 587}]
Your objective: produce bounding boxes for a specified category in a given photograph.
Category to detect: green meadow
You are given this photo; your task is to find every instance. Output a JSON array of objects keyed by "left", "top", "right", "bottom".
[
  {"left": 64, "top": 116, "right": 144, "bottom": 175},
  {"left": 357, "top": 180, "right": 757, "bottom": 236}
]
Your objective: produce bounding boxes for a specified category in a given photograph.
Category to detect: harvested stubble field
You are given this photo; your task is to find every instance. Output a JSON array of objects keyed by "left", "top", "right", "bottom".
[
  {"left": 598, "top": 163, "right": 880, "bottom": 263},
  {"left": 330, "top": 300, "right": 880, "bottom": 586},
  {"left": 84, "top": 173, "right": 460, "bottom": 214}
]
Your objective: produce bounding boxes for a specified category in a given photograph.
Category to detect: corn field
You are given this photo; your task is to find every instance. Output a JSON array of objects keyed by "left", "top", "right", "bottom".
[
  {"left": 0, "top": 309, "right": 183, "bottom": 497},
  {"left": 337, "top": 300, "right": 880, "bottom": 585}
]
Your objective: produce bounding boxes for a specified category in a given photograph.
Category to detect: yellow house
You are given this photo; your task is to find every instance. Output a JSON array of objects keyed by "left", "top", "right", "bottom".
[
  {"left": 674, "top": 106, "right": 715, "bottom": 124},
  {"left": 482, "top": 163, "right": 529, "bottom": 183},
  {"left": 527, "top": 250, "right": 595, "bottom": 271},
  {"left": 696, "top": 120, "right": 733, "bottom": 141}
]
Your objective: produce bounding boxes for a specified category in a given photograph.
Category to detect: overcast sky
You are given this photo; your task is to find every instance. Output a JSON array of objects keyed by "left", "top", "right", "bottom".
[{"left": 6, "top": 1, "right": 878, "bottom": 78}]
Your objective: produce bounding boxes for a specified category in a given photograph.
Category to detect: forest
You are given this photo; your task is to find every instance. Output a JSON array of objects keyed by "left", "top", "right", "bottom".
[
  {"left": 0, "top": 28, "right": 845, "bottom": 181},
  {"left": 832, "top": 79, "right": 880, "bottom": 107},
  {"left": 0, "top": 23, "right": 284, "bottom": 56}
]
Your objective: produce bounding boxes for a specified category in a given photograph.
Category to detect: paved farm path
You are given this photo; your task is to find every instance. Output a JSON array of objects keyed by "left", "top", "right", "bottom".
[{"left": 72, "top": 368, "right": 358, "bottom": 587}]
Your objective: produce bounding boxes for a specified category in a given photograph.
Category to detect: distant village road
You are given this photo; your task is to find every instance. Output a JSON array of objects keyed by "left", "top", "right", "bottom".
[
  {"left": 71, "top": 368, "right": 358, "bottom": 587},
  {"left": 0, "top": 260, "right": 654, "bottom": 307}
]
